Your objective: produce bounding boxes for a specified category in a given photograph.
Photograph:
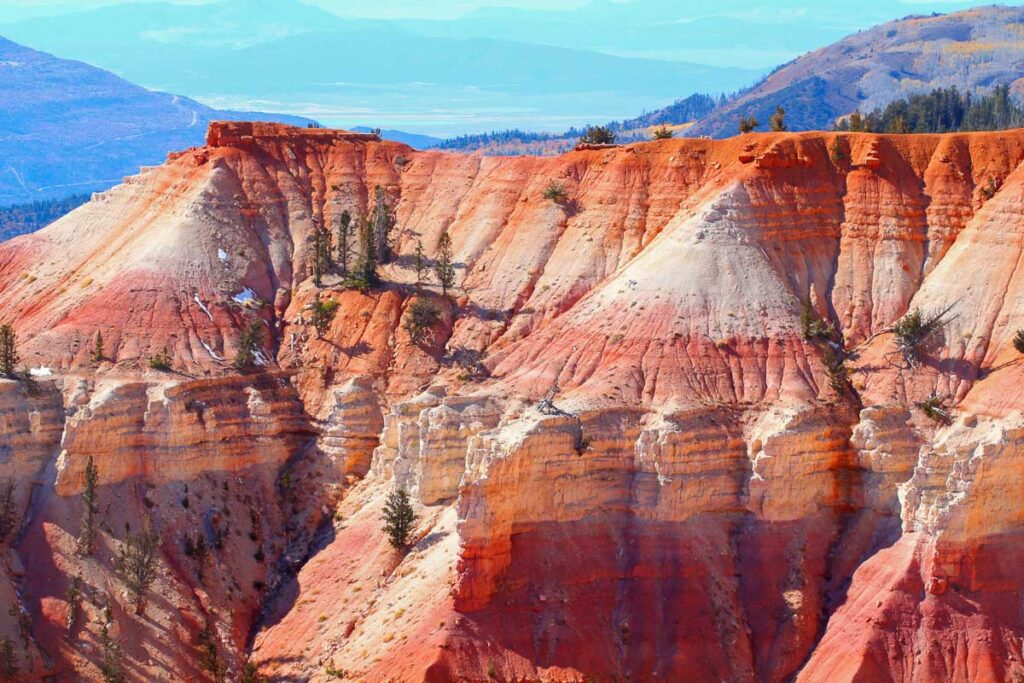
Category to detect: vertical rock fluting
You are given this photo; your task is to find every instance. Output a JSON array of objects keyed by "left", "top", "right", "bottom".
[{"left": 1, "top": 124, "right": 1024, "bottom": 680}]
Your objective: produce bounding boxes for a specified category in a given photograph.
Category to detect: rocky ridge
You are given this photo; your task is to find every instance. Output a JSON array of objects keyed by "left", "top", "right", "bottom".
[{"left": 0, "top": 122, "right": 1023, "bottom": 681}]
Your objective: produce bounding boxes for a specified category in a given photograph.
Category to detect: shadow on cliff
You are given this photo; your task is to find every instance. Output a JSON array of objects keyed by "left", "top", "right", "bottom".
[{"left": 250, "top": 513, "right": 337, "bottom": 639}]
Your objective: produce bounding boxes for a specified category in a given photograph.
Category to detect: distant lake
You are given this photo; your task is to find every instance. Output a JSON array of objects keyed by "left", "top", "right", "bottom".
[{"left": 194, "top": 84, "right": 693, "bottom": 138}]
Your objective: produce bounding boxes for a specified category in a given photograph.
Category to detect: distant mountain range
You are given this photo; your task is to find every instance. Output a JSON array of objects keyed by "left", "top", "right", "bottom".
[
  {"left": 0, "top": 36, "right": 310, "bottom": 205},
  {"left": 350, "top": 127, "right": 442, "bottom": 149},
  {"left": 438, "top": 4, "right": 1024, "bottom": 152},
  {"left": 0, "top": 0, "right": 761, "bottom": 136},
  {"left": 2, "top": 0, "right": 1022, "bottom": 215},
  {"left": 394, "top": 0, "right": 984, "bottom": 67},
  {"left": 687, "top": 4, "right": 1024, "bottom": 138}
]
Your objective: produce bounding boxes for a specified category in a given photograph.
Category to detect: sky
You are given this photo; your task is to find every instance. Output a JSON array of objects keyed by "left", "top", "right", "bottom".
[
  {"left": 0, "top": 0, "right": 981, "bottom": 21},
  {"left": 0, "top": 0, "right": 583, "bottom": 21},
  {"left": 0, "top": 0, "right": 997, "bottom": 135}
]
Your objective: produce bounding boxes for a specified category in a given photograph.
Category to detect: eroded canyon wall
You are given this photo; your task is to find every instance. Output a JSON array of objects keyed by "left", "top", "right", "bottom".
[{"left": 0, "top": 122, "right": 1023, "bottom": 681}]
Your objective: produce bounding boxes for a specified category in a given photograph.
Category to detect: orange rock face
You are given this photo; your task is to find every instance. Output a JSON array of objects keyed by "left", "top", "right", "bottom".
[{"left": 2, "top": 122, "right": 1024, "bottom": 681}]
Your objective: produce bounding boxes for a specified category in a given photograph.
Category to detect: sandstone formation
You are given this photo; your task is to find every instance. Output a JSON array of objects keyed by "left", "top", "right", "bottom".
[{"left": 1, "top": 121, "right": 1024, "bottom": 681}]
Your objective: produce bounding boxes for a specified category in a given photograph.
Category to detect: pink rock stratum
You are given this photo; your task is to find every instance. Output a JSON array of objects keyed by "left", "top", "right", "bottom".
[{"left": 1, "top": 122, "right": 1024, "bottom": 681}]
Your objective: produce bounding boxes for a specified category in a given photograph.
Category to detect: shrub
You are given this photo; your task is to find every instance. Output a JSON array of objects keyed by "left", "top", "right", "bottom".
[
  {"left": 1014, "top": 329, "right": 1024, "bottom": 354},
  {"left": 233, "top": 320, "right": 265, "bottom": 370},
  {"left": 980, "top": 176, "right": 1000, "bottom": 200},
  {"left": 148, "top": 347, "right": 171, "bottom": 371},
  {"left": 652, "top": 125, "right": 673, "bottom": 140},
  {"left": 197, "top": 624, "right": 226, "bottom": 683},
  {"left": 579, "top": 125, "right": 615, "bottom": 145},
  {"left": 830, "top": 138, "right": 846, "bottom": 162},
  {"left": 242, "top": 662, "right": 268, "bottom": 683},
  {"left": 0, "top": 635, "right": 17, "bottom": 680},
  {"left": 309, "top": 299, "right": 340, "bottom": 338},
  {"left": 0, "top": 325, "right": 18, "bottom": 378},
  {"left": 739, "top": 116, "right": 759, "bottom": 134},
  {"left": 92, "top": 330, "right": 105, "bottom": 363},
  {"left": 542, "top": 180, "right": 568, "bottom": 203},
  {"left": 770, "top": 106, "right": 787, "bottom": 132},
  {"left": 891, "top": 307, "right": 947, "bottom": 368},
  {"left": 800, "top": 303, "right": 835, "bottom": 341},
  {"left": 403, "top": 298, "right": 442, "bottom": 346},
  {"left": 382, "top": 488, "right": 416, "bottom": 549},
  {"left": 917, "top": 394, "right": 951, "bottom": 424},
  {"left": 821, "top": 344, "right": 849, "bottom": 394},
  {"left": 116, "top": 525, "right": 160, "bottom": 614}
]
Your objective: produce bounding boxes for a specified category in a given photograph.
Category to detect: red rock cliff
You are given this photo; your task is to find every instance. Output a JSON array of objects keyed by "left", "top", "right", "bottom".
[{"left": 1, "top": 122, "right": 1024, "bottom": 681}]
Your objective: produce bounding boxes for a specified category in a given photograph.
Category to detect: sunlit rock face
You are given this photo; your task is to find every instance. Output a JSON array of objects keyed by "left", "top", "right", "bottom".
[{"left": 1, "top": 122, "right": 1024, "bottom": 681}]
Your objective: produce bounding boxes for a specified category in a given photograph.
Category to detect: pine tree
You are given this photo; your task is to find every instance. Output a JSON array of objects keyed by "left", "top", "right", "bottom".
[
  {"left": 77, "top": 456, "right": 99, "bottom": 555},
  {"left": 116, "top": 524, "right": 160, "bottom": 615},
  {"left": 0, "top": 481, "right": 16, "bottom": 544},
  {"left": 65, "top": 576, "right": 82, "bottom": 635},
  {"left": 92, "top": 330, "right": 104, "bottom": 363},
  {"left": 312, "top": 224, "right": 324, "bottom": 288},
  {"left": 738, "top": 116, "right": 759, "bottom": 134},
  {"left": 336, "top": 210, "right": 353, "bottom": 277},
  {"left": 847, "top": 112, "right": 868, "bottom": 132},
  {"left": 770, "top": 106, "right": 787, "bottom": 132},
  {"left": 887, "top": 115, "right": 909, "bottom": 134},
  {"left": 0, "top": 325, "right": 18, "bottom": 378},
  {"left": 434, "top": 232, "right": 456, "bottom": 297},
  {"left": 311, "top": 218, "right": 332, "bottom": 288},
  {"left": 241, "top": 662, "right": 267, "bottom": 683},
  {"left": 652, "top": 125, "right": 673, "bottom": 140},
  {"left": 9, "top": 604, "right": 30, "bottom": 648},
  {"left": 99, "top": 608, "right": 124, "bottom": 683},
  {"left": 372, "top": 186, "right": 395, "bottom": 265},
  {"left": 309, "top": 299, "right": 339, "bottom": 338},
  {"left": 233, "top": 321, "right": 264, "bottom": 370},
  {"left": 197, "top": 624, "right": 226, "bottom": 683},
  {"left": 382, "top": 488, "right": 416, "bottom": 549},
  {"left": 579, "top": 125, "right": 615, "bottom": 145},
  {"left": 403, "top": 298, "right": 442, "bottom": 346},
  {"left": 413, "top": 240, "right": 428, "bottom": 290},
  {"left": 355, "top": 216, "right": 379, "bottom": 289},
  {"left": 0, "top": 635, "right": 17, "bottom": 680}
]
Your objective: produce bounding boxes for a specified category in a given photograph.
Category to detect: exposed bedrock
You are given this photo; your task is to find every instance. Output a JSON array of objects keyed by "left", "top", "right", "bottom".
[{"left": 0, "top": 124, "right": 1024, "bottom": 680}]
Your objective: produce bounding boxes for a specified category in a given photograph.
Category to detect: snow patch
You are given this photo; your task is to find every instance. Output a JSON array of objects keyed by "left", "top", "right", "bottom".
[
  {"left": 218, "top": 248, "right": 228, "bottom": 263},
  {"left": 254, "top": 349, "right": 270, "bottom": 367},
  {"left": 193, "top": 294, "right": 214, "bottom": 321},
  {"left": 29, "top": 367, "right": 52, "bottom": 377},
  {"left": 232, "top": 288, "right": 257, "bottom": 305},
  {"left": 199, "top": 339, "right": 222, "bottom": 361}
]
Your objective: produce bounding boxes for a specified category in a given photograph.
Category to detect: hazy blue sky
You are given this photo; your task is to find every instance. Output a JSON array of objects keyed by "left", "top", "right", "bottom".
[
  {"left": 1, "top": 0, "right": 981, "bottom": 21},
  {"left": 0, "top": 0, "right": 994, "bottom": 134}
]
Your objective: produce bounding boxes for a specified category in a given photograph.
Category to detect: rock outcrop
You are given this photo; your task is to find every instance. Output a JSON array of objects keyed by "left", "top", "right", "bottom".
[{"left": 1, "top": 122, "right": 1024, "bottom": 681}]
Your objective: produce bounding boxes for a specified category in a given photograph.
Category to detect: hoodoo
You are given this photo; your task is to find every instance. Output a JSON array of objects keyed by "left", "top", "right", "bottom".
[{"left": 2, "top": 122, "right": 1024, "bottom": 681}]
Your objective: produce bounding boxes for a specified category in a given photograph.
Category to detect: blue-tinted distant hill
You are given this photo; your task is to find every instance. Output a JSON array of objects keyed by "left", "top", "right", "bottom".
[
  {"left": 687, "top": 5, "right": 1024, "bottom": 138},
  {"left": 0, "top": 0, "right": 761, "bottom": 136},
  {"left": 0, "top": 35, "right": 311, "bottom": 205},
  {"left": 351, "top": 127, "right": 442, "bottom": 150}
]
